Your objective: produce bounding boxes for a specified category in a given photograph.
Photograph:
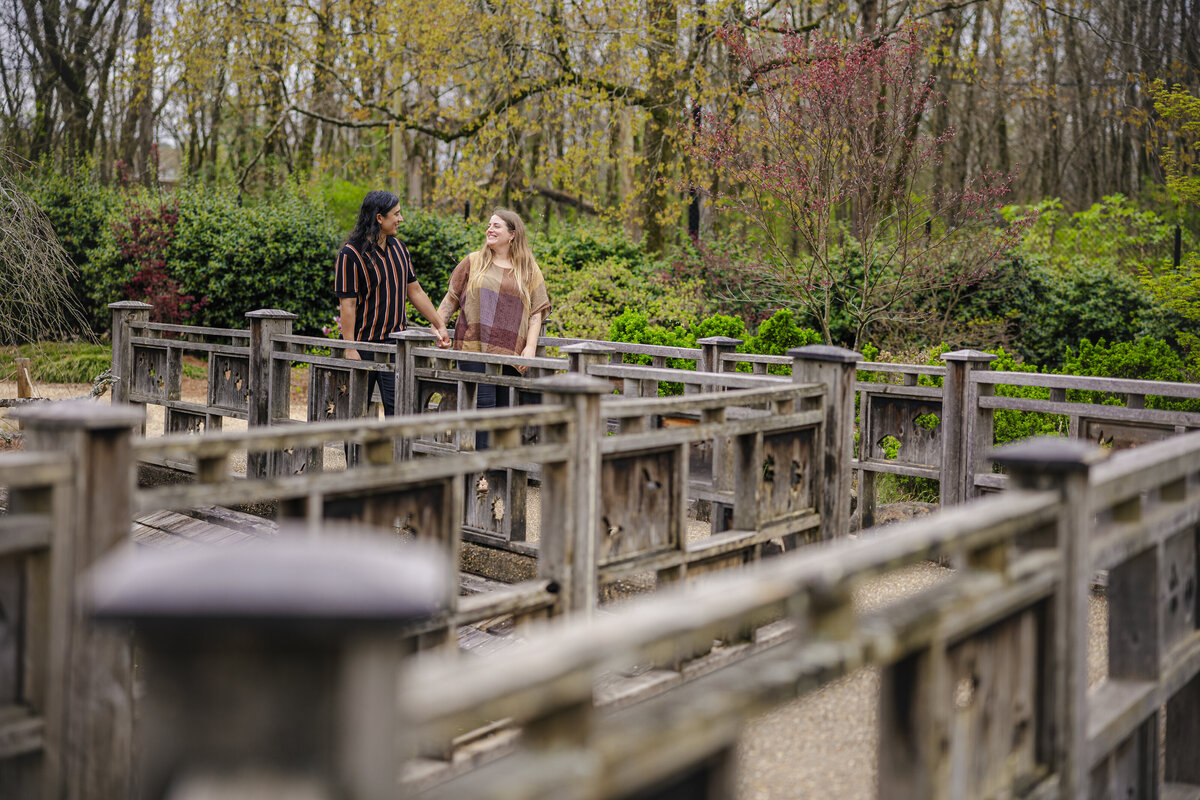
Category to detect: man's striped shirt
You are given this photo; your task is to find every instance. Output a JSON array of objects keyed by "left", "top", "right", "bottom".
[{"left": 334, "top": 237, "right": 415, "bottom": 342}]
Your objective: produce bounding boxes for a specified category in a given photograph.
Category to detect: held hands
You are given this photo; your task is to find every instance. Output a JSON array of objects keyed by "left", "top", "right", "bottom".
[{"left": 433, "top": 325, "right": 452, "bottom": 348}]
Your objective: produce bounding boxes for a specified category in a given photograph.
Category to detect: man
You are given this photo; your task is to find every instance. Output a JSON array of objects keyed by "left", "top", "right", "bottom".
[{"left": 334, "top": 190, "right": 450, "bottom": 414}]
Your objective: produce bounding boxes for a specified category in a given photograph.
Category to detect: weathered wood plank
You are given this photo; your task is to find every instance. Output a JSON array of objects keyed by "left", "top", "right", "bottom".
[
  {"left": 129, "top": 337, "right": 250, "bottom": 358},
  {"left": 853, "top": 458, "right": 941, "bottom": 478},
  {"left": 134, "top": 442, "right": 574, "bottom": 513},
  {"left": 0, "top": 708, "right": 43, "bottom": 758},
  {"left": 981, "top": 394, "right": 1200, "bottom": 427},
  {"left": 977, "top": 370, "right": 1200, "bottom": 398}
]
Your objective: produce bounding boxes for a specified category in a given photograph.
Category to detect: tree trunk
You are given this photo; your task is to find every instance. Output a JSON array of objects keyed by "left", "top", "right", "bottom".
[
  {"left": 640, "top": 0, "right": 678, "bottom": 253},
  {"left": 989, "top": 0, "right": 1011, "bottom": 177},
  {"left": 1038, "top": 3, "right": 1061, "bottom": 198},
  {"left": 120, "top": 0, "right": 154, "bottom": 185},
  {"left": 1062, "top": 6, "right": 1096, "bottom": 202},
  {"left": 297, "top": 0, "right": 334, "bottom": 176}
]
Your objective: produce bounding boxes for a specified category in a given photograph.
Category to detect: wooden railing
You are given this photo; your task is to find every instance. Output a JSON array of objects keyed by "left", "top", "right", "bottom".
[
  {"left": 398, "top": 431, "right": 1200, "bottom": 799},
  {"left": 0, "top": 401, "right": 145, "bottom": 799},
  {"left": 109, "top": 303, "right": 1200, "bottom": 530},
  {"left": 6, "top": 402, "right": 1200, "bottom": 797},
  {"left": 0, "top": 450, "right": 73, "bottom": 798}
]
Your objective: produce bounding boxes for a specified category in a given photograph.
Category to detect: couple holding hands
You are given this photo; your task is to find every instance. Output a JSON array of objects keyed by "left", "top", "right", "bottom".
[{"left": 333, "top": 190, "right": 551, "bottom": 422}]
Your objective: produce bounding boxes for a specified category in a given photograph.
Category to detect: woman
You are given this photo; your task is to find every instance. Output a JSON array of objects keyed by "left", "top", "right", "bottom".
[
  {"left": 438, "top": 209, "right": 551, "bottom": 448},
  {"left": 334, "top": 190, "right": 450, "bottom": 415}
]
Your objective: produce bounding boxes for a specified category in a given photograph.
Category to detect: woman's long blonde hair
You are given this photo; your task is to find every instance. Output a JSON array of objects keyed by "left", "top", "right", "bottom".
[{"left": 467, "top": 209, "right": 537, "bottom": 310}]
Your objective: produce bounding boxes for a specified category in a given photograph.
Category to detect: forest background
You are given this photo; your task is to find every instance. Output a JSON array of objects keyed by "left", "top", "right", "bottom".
[{"left": 3, "top": 0, "right": 1200, "bottom": 405}]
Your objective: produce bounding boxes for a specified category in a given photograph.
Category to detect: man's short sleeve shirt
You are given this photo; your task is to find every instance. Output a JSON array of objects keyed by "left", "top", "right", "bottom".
[{"left": 334, "top": 237, "right": 416, "bottom": 342}]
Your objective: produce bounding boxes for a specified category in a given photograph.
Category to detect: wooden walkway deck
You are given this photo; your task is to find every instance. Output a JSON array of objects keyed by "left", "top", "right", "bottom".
[{"left": 131, "top": 506, "right": 525, "bottom": 659}]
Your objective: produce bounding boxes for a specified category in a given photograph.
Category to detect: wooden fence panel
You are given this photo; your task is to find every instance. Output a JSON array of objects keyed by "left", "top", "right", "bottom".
[
  {"left": 0, "top": 452, "right": 73, "bottom": 797},
  {"left": 598, "top": 447, "right": 683, "bottom": 566}
]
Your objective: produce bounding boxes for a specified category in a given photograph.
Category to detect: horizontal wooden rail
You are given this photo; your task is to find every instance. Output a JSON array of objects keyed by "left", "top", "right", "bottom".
[
  {"left": 128, "top": 321, "right": 250, "bottom": 339},
  {"left": 977, "top": 369, "right": 1200, "bottom": 398},
  {"left": 401, "top": 488, "right": 1060, "bottom": 729},
  {"left": 129, "top": 336, "right": 250, "bottom": 358},
  {"left": 133, "top": 404, "right": 572, "bottom": 461},
  {"left": 540, "top": 336, "right": 702, "bottom": 362}
]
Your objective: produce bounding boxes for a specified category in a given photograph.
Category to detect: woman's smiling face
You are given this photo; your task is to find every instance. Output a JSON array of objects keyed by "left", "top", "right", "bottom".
[{"left": 485, "top": 215, "right": 512, "bottom": 249}]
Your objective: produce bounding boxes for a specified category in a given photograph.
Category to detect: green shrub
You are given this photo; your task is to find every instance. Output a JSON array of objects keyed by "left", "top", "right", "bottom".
[
  {"left": 536, "top": 224, "right": 646, "bottom": 272},
  {"left": 1009, "top": 263, "right": 1164, "bottom": 368},
  {"left": 989, "top": 348, "right": 1067, "bottom": 445},
  {"left": 1, "top": 342, "right": 112, "bottom": 384},
  {"left": 24, "top": 161, "right": 122, "bottom": 272},
  {"left": 543, "top": 255, "right": 709, "bottom": 340},
  {"left": 57, "top": 180, "right": 341, "bottom": 335},
  {"left": 165, "top": 186, "right": 338, "bottom": 333},
  {"left": 607, "top": 308, "right": 702, "bottom": 395},
  {"left": 1013, "top": 195, "right": 1188, "bottom": 275},
  {"left": 1060, "top": 337, "right": 1200, "bottom": 411},
  {"left": 693, "top": 314, "right": 747, "bottom": 341},
  {"left": 318, "top": 177, "right": 376, "bottom": 234}
]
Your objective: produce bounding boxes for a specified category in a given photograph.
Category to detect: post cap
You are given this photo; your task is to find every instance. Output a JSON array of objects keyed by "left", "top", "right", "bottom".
[
  {"left": 89, "top": 535, "right": 447, "bottom": 631},
  {"left": 989, "top": 436, "right": 1108, "bottom": 474},
  {"left": 108, "top": 301, "right": 154, "bottom": 311},
  {"left": 534, "top": 373, "right": 612, "bottom": 395},
  {"left": 941, "top": 349, "right": 997, "bottom": 363},
  {"left": 696, "top": 336, "right": 744, "bottom": 347},
  {"left": 788, "top": 344, "right": 861, "bottom": 364},
  {"left": 390, "top": 329, "right": 437, "bottom": 342},
  {"left": 559, "top": 341, "right": 615, "bottom": 355},
  {"left": 245, "top": 309, "right": 298, "bottom": 320},
  {"left": 13, "top": 399, "right": 145, "bottom": 430}
]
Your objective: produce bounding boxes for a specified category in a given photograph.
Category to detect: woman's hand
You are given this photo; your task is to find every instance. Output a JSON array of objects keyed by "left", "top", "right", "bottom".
[{"left": 515, "top": 344, "right": 538, "bottom": 374}]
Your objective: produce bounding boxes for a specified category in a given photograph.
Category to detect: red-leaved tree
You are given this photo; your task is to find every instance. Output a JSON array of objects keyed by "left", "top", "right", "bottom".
[
  {"left": 693, "top": 24, "right": 1029, "bottom": 350},
  {"left": 116, "top": 197, "right": 207, "bottom": 325}
]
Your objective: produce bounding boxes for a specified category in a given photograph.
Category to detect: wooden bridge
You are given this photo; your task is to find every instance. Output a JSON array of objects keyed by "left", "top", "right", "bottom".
[{"left": 2, "top": 303, "right": 1200, "bottom": 797}]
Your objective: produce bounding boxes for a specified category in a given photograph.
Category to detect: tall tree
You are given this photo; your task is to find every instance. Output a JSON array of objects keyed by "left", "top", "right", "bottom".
[{"left": 694, "top": 24, "right": 1025, "bottom": 348}]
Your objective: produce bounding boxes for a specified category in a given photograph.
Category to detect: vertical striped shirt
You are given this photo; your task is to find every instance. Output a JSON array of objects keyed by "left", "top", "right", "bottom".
[{"left": 333, "top": 237, "right": 416, "bottom": 342}]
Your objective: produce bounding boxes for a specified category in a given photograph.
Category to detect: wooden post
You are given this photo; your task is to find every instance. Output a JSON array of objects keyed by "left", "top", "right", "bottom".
[
  {"left": 790, "top": 345, "right": 860, "bottom": 541},
  {"left": 108, "top": 301, "right": 154, "bottom": 407},
  {"left": 697, "top": 337, "right": 742, "bottom": 531},
  {"left": 15, "top": 356, "right": 32, "bottom": 430},
  {"left": 16, "top": 400, "right": 145, "bottom": 800},
  {"left": 15, "top": 356, "right": 32, "bottom": 398},
  {"left": 696, "top": 335, "right": 741, "bottom": 378},
  {"left": 88, "top": 536, "right": 446, "bottom": 800},
  {"left": 990, "top": 437, "right": 1104, "bottom": 800},
  {"left": 536, "top": 373, "right": 608, "bottom": 617},
  {"left": 561, "top": 341, "right": 614, "bottom": 377},
  {"left": 392, "top": 329, "right": 437, "bottom": 461},
  {"left": 940, "top": 349, "right": 996, "bottom": 507},
  {"left": 246, "top": 309, "right": 297, "bottom": 479}
]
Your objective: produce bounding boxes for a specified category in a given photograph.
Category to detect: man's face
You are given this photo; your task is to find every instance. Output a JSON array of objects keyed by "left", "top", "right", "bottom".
[{"left": 377, "top": 204, "right": 403, "bottom": 237}]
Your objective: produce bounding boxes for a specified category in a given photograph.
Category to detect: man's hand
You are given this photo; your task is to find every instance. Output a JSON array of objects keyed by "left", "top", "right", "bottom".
[
  {"left": 433, "top": 325, "right": 452, "bottom": 349},
  {"left": 344, "top": 348, "right": 361, "bottom": 361}
]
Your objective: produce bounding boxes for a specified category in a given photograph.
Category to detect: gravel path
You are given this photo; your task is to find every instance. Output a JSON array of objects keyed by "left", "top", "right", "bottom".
[{"left": 735, "top": 568, "right": 1110, "bottom": 799}]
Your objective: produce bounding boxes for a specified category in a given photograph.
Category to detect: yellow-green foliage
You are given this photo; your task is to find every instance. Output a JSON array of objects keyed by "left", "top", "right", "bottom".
[
  {"left": 1, "top": 343, "right": 112, "bottom": 384},
  {"left": 541, "top": 255, "right": 709, "bottom": 340}
]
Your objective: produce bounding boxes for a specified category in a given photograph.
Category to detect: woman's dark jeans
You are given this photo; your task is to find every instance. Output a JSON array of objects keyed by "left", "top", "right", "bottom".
[{"left": 459, "top": 360, "right": 520, "bottom": 450}]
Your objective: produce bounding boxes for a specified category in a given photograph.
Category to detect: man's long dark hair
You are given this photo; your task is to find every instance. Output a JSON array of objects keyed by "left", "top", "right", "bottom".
[{"left": 346, "top": 190, "right": 400, "bottom": 253}]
